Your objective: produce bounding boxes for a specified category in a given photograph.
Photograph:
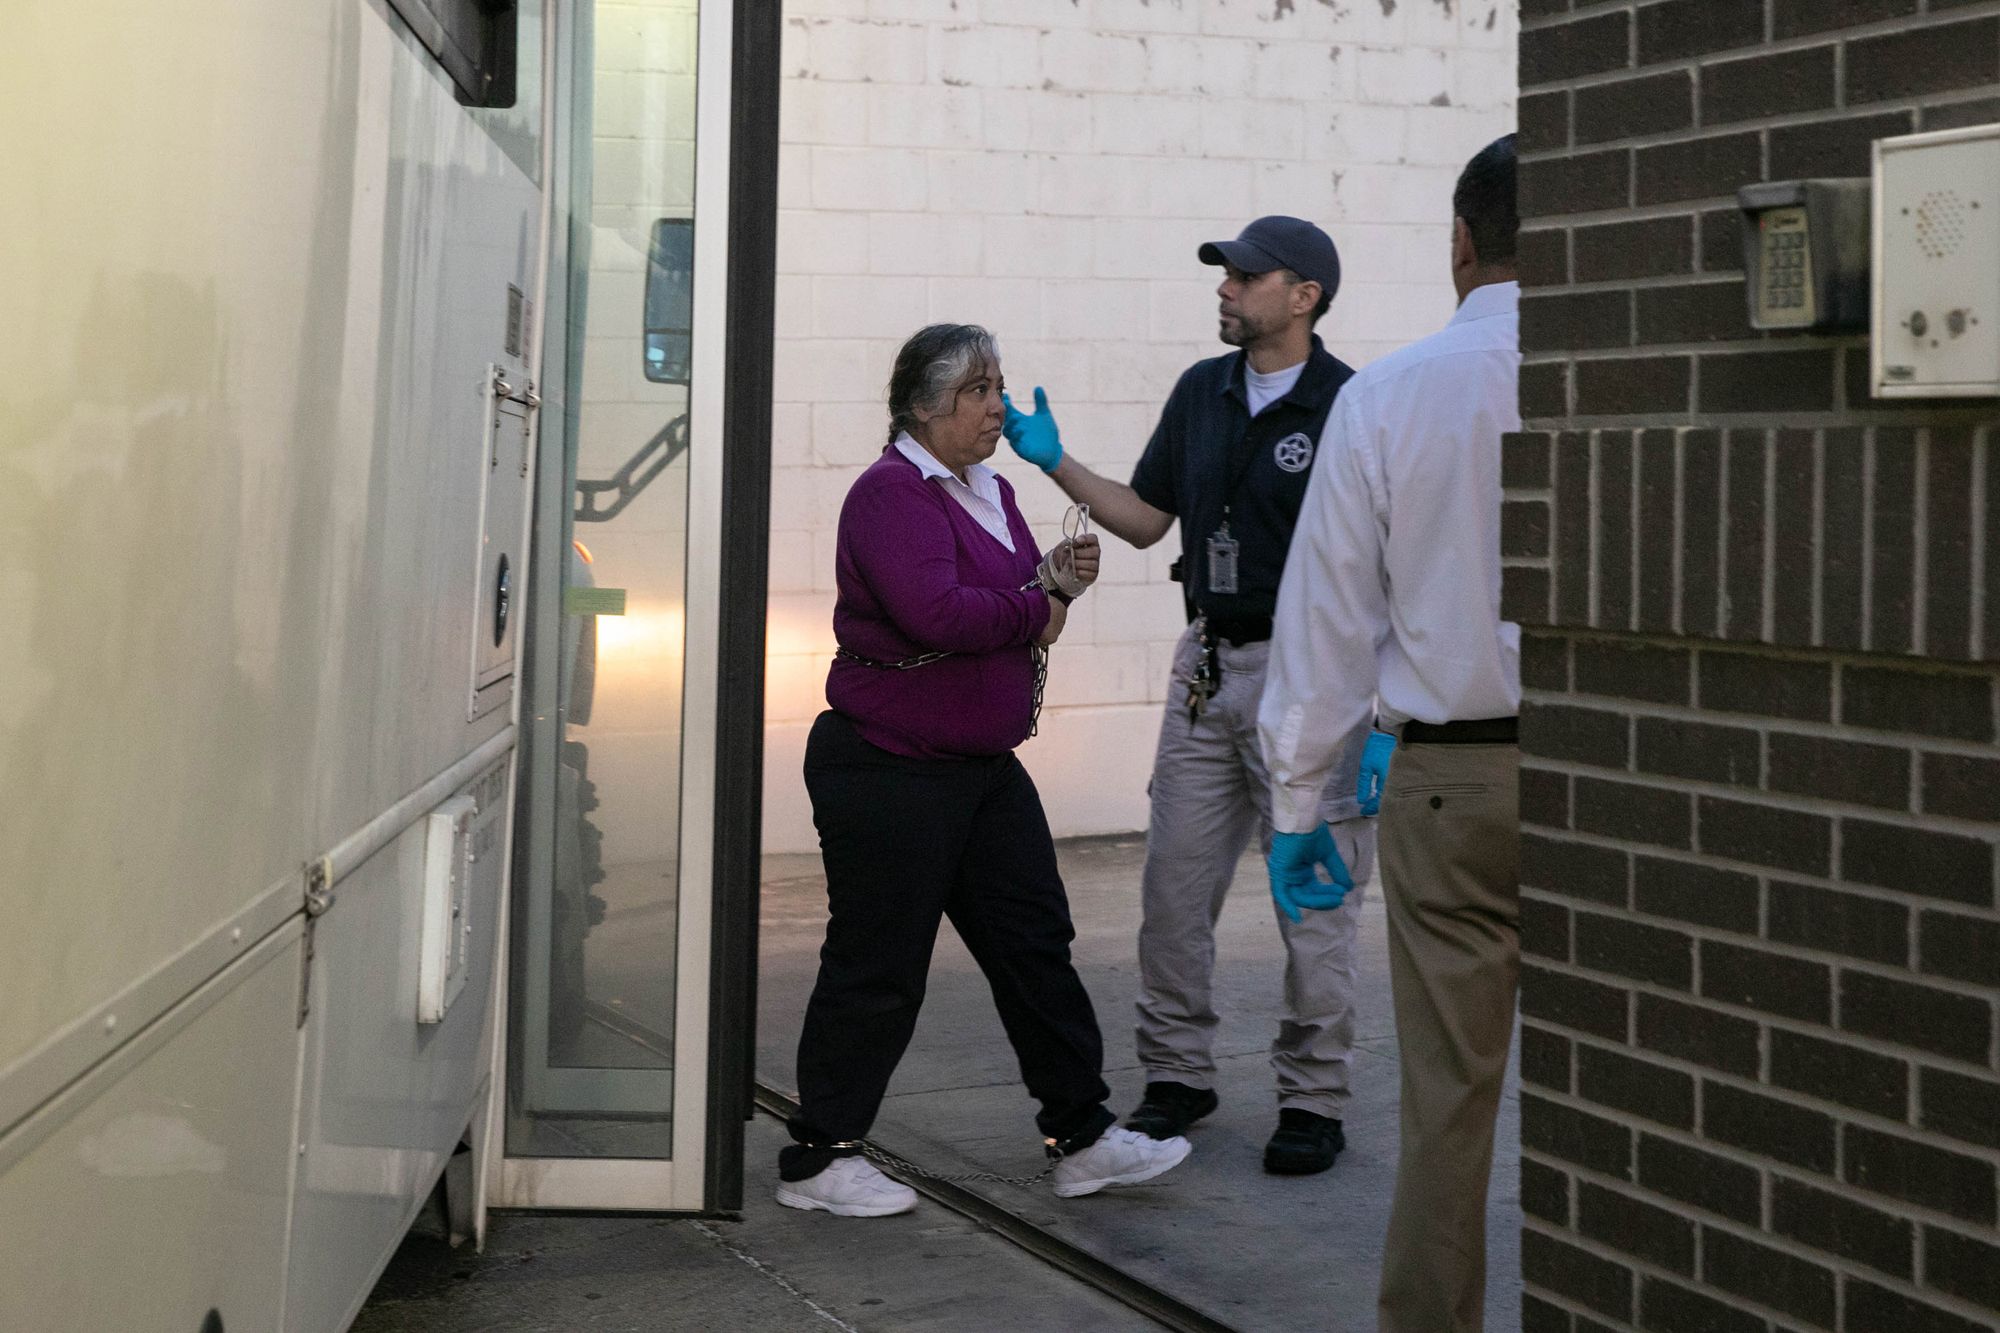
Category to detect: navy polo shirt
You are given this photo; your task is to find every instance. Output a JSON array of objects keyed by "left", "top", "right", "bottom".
[{"left": 1129, "top": 335, "right": 1356, "bottom": 623}]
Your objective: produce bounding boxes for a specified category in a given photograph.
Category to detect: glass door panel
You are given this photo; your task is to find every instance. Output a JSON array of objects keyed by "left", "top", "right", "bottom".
[{"left": 507, "top": 0, "right": 702, "bottom": 1166}]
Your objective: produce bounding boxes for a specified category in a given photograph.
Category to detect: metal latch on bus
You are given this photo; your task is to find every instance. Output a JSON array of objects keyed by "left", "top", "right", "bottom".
[
  {"left": 491, "top": 371, "right": 541, "bottom": 411},
  {"left": 304, "top": 855, "right": 336, "bottom": 917},
  {"left": 297, "top": 855, "right": 336, "bottom": 1027},
  {"left": 295, "top": 859, "right": 333, "bottom": 1027}
]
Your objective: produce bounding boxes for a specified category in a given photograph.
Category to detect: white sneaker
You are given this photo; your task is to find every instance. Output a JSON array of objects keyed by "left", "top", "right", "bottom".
[
  {"left": 775, "top": 1156, "right": 918, "bottom": 1218},
  {"left": 1050, "top": 1125, "right": 1192, "bottom": 1199}
]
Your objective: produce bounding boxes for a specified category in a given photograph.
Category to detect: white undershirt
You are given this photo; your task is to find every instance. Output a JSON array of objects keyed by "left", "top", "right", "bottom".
[
  {"left": 1244, "top": 358, "right": 1307, "bottom": 416},
  {"left": 893, "top": 433, "right": 1015, "bottom": 552}
]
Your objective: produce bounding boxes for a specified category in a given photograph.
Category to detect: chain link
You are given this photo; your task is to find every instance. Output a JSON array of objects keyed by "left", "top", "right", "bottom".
[
  {"left": 833, "top": 646, "right": 955, "bottom": 671},
  {"left": 837, "top": 501, "right": 1086, "bottom": 735},
  {"left": 858, "top": 1139, "right": 1065, "bottom": 1188},
  {"left": 1025, "top": 644, "right": 1048, "bottom": 738},
  {"left": 833, "top": 641, "right": 1049, "bottom": 736}
]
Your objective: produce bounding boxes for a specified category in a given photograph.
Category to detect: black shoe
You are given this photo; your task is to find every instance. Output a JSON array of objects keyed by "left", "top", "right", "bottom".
[
  {"left": 1124, "top": 1081, "right": 1219, "bottom": 1140},
  {"left": 1264, "top": 1108, "right": 1345, "bottom": 1174}
]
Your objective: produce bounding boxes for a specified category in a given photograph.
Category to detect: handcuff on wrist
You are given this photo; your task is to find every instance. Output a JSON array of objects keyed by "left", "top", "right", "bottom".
[
  {"left": 1017, "top": 504, "right": 1091, "bottom": 738},
  {"left": 1023, "top": 503, "right": 1092, "bottom": 602}
]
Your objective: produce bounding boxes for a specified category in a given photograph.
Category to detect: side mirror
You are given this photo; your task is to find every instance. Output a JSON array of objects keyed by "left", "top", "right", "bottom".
[{"left": 643, "top": 217, "right": 695, "bottom": 385}]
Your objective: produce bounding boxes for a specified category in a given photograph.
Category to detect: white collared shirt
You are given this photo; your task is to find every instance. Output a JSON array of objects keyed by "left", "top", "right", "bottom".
[
  {"left": 1260, "top": 280, "right": 1524, "bottom": 834},
  {"left": 894, "top": 432, "right": 1015, "bottom": 552}
]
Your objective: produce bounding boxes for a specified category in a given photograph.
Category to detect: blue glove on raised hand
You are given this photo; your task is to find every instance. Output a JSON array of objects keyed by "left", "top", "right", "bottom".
[
  {"left": 1268, "top": 825, "right": 1355, "bottom": 923},
  {"left": 1356, "top": 730, "right": 1397, "bottom": 817},
  {"left": 1001, "top": 386, "right": 1063, "bottom": 474}
]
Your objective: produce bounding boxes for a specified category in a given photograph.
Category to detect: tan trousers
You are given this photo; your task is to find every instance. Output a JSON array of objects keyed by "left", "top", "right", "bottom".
[
  {"left": 1137, "top": 626, "right": 1372, "bottom": 1115},
  {"left": 1375, "top": 739, "right": 1521, "bottom": 1333}
]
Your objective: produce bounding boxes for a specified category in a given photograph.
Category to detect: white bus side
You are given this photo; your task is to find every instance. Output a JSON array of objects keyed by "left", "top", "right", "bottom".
[{"left": 0, "top": 3, "right": 546, "bottom": 1329}]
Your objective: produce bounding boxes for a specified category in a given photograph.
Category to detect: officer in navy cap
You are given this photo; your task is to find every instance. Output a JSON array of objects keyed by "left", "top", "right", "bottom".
[{"left": 1001, "top": 216, "right": 1375, "bottom": 1175}]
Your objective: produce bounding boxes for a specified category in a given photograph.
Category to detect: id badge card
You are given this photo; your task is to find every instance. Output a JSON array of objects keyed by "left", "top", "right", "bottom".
[{"left": 1206, "top": 525, "right": 1240, "bottom": 595}]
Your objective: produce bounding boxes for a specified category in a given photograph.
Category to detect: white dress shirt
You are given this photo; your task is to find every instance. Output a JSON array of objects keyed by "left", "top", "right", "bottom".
[
  {"left": 894, "top": 432, "right": 1015, "bottom": 552},
  {"left": 1259, "top": 280, "right": 1524, "bottom": 834}
]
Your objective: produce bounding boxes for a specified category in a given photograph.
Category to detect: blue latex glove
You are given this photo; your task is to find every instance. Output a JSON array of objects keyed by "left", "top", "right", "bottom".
[
  {"left": 1001, "top": 386, "right": 1063, "bottom": 473},
  {"left": 1268, "top": 826, "right": 1354, "bottom": 923},
  {"left": 1357, "top": 731, "right": 1397, "bottom": 817}
]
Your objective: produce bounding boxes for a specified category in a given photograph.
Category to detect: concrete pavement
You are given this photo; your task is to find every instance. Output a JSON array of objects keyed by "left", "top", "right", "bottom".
[
  {"left": 356, "top": 1109, "right": 1151, "bottom": 1332},
  {"left": 359, "top": 835, "right": 1522, "bottom": 1331},
  {"left": 758, "top": 834, "right": 1523, "bottom": 1332}
]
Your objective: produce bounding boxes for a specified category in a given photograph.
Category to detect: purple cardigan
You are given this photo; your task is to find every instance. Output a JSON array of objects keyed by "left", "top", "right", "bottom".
[{"left": 825, "top": 447, "right": 1052, "bottom": 759}]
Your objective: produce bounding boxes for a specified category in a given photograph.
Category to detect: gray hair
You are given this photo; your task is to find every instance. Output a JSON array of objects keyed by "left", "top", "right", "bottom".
[{"left": 886, "top": 323, "right": 1001, "bottom": 443}]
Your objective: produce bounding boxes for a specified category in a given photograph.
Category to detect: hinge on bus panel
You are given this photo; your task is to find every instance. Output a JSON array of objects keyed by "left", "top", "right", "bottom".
[
  {"left": 298, "top": 856, "right": 334, "bottom": 1027},
  {"left": 304, "top": 856, "right": 335, "bottom": 917},
  {"left": 492, "top": 370, "right": 540, "bottom": 478},
  {"left": 297, "top": 918, "right": 317, "bottom": 1029}
]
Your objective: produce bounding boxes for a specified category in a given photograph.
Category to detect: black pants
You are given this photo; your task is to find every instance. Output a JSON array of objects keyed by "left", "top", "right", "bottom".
[{"left": 781, "top": 710, "right": 1115, "bottom": 1181}]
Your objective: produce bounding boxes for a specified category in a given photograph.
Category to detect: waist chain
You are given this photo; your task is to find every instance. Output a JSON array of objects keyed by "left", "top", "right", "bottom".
[
  {"left": 833, "top": 646, "right": 954, "bottom": 670},
  {"left": 835, "top": 644, "right": 1051, "bottom": 738},
  {"left": 832, "top": 503, "right": 1088, "bottom": 735}
]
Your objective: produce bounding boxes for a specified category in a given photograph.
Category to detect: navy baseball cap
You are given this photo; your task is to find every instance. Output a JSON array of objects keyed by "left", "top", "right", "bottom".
[{"left": 1198, "top": 216, "right": 1341, "bottom": 300}]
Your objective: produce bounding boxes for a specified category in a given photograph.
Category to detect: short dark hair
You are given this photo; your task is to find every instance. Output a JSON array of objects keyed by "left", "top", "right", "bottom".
[
  {"left": 1281, "top": 270, "right": 1334, "bottom": 325},
  {"left": 886, "top": 323, "right": 999, "bottom": 443},
  {"left": 1453, "top": 134, "right": 1518, "bottom": 265}
]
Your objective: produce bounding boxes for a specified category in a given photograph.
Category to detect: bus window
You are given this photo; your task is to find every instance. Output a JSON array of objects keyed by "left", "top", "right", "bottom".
[
  {"left": 471, "top": 2, "right": 543, "bottom": 183},
  {"left": 385, "top": 0, "right": 519, "bottom": 109}
]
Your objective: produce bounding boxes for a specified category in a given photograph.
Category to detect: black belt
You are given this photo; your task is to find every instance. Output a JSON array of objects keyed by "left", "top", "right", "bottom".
[
  {"left": 1203, "top": 614, "right": 1271, "bottom": 645},
  {"left": 1401, "top": 716, "right": 1518, "bottom": 745}
]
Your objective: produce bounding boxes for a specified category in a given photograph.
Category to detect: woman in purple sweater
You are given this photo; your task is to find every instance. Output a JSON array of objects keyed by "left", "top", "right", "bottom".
[{"left": 777, "top": 324, "right": 1193, "bottom": 1218}]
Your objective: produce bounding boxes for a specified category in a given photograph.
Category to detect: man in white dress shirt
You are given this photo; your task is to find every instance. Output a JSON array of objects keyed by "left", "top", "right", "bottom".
[{"left": 1257, "top": 135, "right": 1522, "bottom": 1333}]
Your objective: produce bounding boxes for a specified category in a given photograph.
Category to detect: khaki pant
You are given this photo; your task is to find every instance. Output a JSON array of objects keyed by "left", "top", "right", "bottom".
[
  {"left": 1375, "top": 739, "right": 1521, "bottom": 1333},
  {"left": 1136, "top": 625, "right": 1373, "bottom": 1115}
]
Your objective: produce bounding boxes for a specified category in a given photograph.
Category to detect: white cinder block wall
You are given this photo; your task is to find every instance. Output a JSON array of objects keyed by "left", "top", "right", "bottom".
[{"left": 762, "top": 0, "right": 1519, "bottom": 853}]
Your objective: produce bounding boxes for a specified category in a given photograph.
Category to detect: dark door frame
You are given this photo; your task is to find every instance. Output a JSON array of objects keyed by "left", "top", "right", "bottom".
[{"left": 704, "top": 0, "right": 782, "bottom": 1212}]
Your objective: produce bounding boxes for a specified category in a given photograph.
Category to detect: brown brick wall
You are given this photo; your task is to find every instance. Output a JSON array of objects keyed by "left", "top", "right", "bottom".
[{"left": 1511, "top": 4, "right": 2000, "bottom": 1331}]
